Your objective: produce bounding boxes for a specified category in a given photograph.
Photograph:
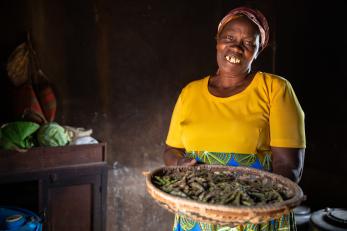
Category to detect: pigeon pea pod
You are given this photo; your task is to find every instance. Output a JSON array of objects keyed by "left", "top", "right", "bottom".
[{"left": 153, "top": 169, "right": 289, "bottom": 206}]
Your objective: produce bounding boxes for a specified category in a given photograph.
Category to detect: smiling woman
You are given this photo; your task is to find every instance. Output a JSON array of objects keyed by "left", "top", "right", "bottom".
[
  {"left": 163, "top": 6, "right": 306, "bottom": 231},
  {"left": 216, "top": 16, "right": 260, "bottom": 78}
]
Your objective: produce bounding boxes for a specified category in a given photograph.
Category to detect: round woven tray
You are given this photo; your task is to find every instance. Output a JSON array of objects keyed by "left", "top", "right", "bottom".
[{"left": 145, "top": 165, "right": 305, "bottom": 226}]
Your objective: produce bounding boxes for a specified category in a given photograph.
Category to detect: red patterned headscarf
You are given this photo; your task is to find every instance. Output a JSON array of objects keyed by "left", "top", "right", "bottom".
[{"left": 217, "top": 6, "right": 270, "bottom": 51}]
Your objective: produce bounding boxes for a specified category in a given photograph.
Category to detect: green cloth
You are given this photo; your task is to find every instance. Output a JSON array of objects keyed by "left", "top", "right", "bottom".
[
  {"left": 37, "top": 122, "right": 70, "bottom": 147},
  {"left": 0, "top": 121, "right": 40, "bottom": 150}
]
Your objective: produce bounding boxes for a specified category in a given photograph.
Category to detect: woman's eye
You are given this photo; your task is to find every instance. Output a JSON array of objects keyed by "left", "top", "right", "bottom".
[
  {"left": 218, "top": 35, "right": 233, "bottom": 43},
  {"left": 226, "top": 35, "right": 233, "bottom": 41},
  {"left": 244, "top": 41, "right": 255, "bottom": 47}
]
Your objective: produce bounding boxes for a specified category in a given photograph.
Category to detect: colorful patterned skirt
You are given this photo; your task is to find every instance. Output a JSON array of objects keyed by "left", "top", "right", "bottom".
[{"left": 172, "top": 151, "right": 297, "bottom": 231}]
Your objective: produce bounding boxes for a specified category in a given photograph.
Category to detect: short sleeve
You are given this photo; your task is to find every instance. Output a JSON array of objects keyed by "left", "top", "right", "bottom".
[
  {"left": 270, "top": 80, "right": 306, "bottom": 148},
  {"left": 166, "top": 92, "right": 185, "bottom": 148}
]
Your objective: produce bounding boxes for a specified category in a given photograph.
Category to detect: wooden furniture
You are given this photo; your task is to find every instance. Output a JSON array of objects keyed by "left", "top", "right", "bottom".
[{"left": 0, "top": 143, "right": 108, "bottom": 231}]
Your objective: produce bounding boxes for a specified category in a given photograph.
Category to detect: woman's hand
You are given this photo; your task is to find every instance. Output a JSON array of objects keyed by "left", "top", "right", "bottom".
[
  {"left": 177, "top": 157, "right": 197, "bottom": 166},
  {"left": 163, "top": 145, "right": 197, "bottom": 166}
]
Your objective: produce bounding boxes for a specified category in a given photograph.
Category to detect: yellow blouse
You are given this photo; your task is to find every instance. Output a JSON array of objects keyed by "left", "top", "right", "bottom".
[{"left": 166, "top": 72, "right": 306, "bottom": 155}]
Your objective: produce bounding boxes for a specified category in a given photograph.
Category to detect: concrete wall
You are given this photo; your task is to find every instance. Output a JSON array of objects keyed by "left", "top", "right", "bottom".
[{"left": 0, "top": 0, "right": 346, "bottom": 230}]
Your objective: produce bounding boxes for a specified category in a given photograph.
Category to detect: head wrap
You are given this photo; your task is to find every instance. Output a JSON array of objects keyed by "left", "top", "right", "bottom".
[{"left": 217, "top": 6, "right": 270, "bottom": 51}]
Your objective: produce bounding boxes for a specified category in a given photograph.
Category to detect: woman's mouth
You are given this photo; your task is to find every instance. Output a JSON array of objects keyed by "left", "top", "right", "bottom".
[{"left": 225, "top": 55, "right": 241, "bottom": 64}]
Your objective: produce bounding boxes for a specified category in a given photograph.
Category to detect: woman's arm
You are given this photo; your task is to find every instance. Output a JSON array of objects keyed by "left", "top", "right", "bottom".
[
  {"left": 163, "top": 145, "right": 197, "bottom": 166},
  {"left": 271, "top": 147, "right": 305, "bottom": 183}
]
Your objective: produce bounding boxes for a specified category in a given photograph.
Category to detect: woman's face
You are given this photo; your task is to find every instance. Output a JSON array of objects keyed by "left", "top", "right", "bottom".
[{"left": 216, "top": 16, "right": 261, "bottom": 76}]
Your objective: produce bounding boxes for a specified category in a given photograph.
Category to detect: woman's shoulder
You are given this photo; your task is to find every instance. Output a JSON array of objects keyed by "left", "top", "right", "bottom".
[
  {"left": 181, "top": 76, "right": 209, "bottom": 93},
  {"left": 256, "top": 71, "right": 291, "bottom": 88},
  {"left": 257, "top": 71, "right": 288, "bottom": 82}
]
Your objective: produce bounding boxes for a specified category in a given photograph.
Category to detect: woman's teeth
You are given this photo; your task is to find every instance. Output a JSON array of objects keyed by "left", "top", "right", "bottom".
[{"left": 225, "top": 55, "right": 240, "bottom": 64}]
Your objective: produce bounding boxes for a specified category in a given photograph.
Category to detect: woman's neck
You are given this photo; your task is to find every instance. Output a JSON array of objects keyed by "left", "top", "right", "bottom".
[
  {"left": 213, "top": 70, "right": 252, "bottom": 88},
  {"left": 208, "top": 70, "right": 256, "bottom": 97}
]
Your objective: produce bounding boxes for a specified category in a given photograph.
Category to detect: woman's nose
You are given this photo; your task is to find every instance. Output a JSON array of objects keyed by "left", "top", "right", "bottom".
[{"left": 228, "top": 42, "right": 243, "bottom": 52}]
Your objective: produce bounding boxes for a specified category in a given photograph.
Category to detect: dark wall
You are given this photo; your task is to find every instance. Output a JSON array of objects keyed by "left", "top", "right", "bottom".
[
  {"left": 0, "top": 0, "right": 346, "bottom": 230},
  {"left": 275, "top": 0, "right": 347, "bottom": 211}
]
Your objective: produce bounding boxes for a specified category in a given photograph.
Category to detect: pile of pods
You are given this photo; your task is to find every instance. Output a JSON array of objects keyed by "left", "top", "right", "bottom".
[{"left": 153, "top": 168, "right": 291, "bottom": 206}]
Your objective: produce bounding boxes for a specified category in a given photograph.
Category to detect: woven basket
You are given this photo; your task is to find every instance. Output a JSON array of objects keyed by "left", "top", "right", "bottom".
[{"left": 145, "top": 165, "right": 305, "bottom": 226}]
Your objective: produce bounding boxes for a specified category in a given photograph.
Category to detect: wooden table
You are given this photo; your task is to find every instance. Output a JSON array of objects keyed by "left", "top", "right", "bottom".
[{"left": 0, "top": 143, "right": 108, "bottom": 231}]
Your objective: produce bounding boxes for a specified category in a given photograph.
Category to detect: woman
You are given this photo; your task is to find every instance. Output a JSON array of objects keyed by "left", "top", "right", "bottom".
[{"left": 163, "top": 6, "right": 305, "bottom": 231}]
